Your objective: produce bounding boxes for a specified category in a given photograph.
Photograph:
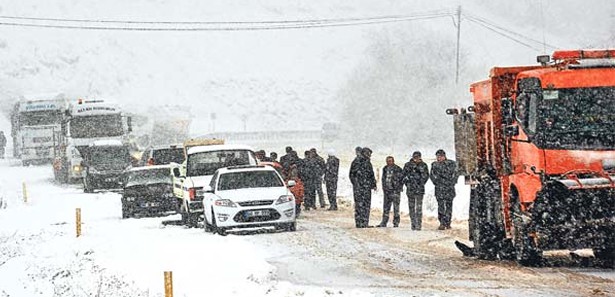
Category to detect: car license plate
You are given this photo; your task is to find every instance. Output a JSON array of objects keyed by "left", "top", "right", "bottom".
[{"left": 246, "top": 210, "right": 269, "bottom": 217}]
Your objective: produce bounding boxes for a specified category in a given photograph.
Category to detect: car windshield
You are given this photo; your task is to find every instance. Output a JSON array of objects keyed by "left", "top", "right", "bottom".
[
  {"left": 126, "top": 168, "right": 171, "bottom": 186},
  {"left": 70, "top": 114, "right": 123, "bottom": 138},
  {"left": 538, "top": 86, "right": 615, "bottom": 149},
  {"left": 87, "top": 146, "right": 131, "bottom": 166},
  {"left": 217, "top": 170, "right": 284, "bottom": 191},
  {"left": 152, "top": 148, "right": 184, "bottom": 165},
  {"left": 186, "top": 149, "right": 256, "bottom": 176}
]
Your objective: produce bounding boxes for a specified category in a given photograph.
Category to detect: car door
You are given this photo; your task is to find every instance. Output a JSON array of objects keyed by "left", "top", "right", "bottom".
[{"left": 203, "top": 172, "right": 219, "bottom": 223}]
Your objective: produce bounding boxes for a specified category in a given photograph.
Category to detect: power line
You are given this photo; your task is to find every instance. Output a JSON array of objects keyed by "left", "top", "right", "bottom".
[
  {"left": 464, "top": 16, "right": 541, "bottom": 50},
  {"left": 0, "top": 14, "right": 453, "bottom": 31},
  {"left": 464, "top": 12, "right": 558, "bottom": 49}
]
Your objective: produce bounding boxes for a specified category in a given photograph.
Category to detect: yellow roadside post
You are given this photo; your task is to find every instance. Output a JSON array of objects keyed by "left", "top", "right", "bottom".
[
  {"left": 164, "top": 271, "right": 173, "bottom": 297},
  {"left": 76, "top": 208, "right": 82, "bottom": 237},
  {"left": 22, "top": 182, "right": 28, "bottom": 203}
]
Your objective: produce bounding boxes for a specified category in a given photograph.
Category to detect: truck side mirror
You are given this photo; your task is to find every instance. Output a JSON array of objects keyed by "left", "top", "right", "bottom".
[
  {"left": 172, "top": 168, "right": 181, "bottom": 178},
  {"left": 505, "top": 125, "right": 519, "bottom": 137},
  {"left": 446, "top": 108, "right": 459, "bottom": 115},
  {"left": 502, "top": 98, "right": 514, "bottom": 125}
]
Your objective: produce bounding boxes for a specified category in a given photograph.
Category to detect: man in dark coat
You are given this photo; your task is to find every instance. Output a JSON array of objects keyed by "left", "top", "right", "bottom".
[
  {"left": 324, "top": 149, "right": 340, "bottom": 210},
  {"left": 280, "top": 146, "right": 293, "bottom": 171},
  {"left": 310, "top": 148, "right": 327, "bottom": 208},
  {"left": 402, "top": 151, "right": 430, "bottom": 230},
  {"left": 0, "top": 131, "right": 6, "bottom": 159},
  {"left": 430, "top": 149, "right": 458, "bottom": 230},
  {"left": 377, "top": 156, "right": 404, "bottom": 227},
  {"left": 349, "top": 147, "right": 377, "bottom": 228}
]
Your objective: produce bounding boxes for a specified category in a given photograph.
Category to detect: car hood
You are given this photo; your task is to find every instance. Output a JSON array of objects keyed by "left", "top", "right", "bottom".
[
  {"left": 216, "top": 187, "right": 290, "bottom": 203},
  {"left": 186, "top": 175, "right": 213, "bottom": 188}
]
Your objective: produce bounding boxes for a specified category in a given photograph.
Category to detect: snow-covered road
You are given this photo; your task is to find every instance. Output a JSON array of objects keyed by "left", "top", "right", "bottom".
[{"left": 0, "top": 161, "right": 613, "bottom": 297}]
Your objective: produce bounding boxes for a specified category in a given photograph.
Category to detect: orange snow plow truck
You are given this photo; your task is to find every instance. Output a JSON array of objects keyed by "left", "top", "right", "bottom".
[{"left": 448, "top": 49, "right": 615, "bottom": 266}]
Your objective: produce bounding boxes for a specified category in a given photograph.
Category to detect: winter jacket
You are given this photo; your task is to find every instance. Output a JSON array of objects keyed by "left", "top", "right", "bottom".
[
  {"left": 0, "top": 133, "right": 5, "bottom": 147},
  {"left": 381, "top": 164, "right": 403, "bottom": 193},
  {"left": 402, "top": 159, "right": 429, "bottom": 194},
  {"left": 430, "top": 159, "right": 458, "bottom": 189},
  {"left": 324, "top": 156, "right": 339, "bottom": 182},
  {"left": 349, "top": 156, "right": 377, "bottom": 190}
]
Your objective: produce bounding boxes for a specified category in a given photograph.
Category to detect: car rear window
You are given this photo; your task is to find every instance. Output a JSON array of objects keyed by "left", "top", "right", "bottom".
[
  {"left": 152, "top": 148, "right": 184, "bottom": 165},
  {"left": 218, "top": 171, "right": 283, "bottom": 191}
]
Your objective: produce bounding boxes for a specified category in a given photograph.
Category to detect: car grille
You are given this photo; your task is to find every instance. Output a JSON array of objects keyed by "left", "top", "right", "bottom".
[
  {"left": 237, "top": 200, "right": 274, "bottom": 207},
  {"left": 233, "top": 208, "right": 280, "bottom": 223}
]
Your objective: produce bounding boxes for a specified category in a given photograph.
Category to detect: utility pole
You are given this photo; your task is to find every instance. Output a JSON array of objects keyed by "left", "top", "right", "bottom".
[{"left": 455, "top": 6, "right": 462, "bottom": 84}]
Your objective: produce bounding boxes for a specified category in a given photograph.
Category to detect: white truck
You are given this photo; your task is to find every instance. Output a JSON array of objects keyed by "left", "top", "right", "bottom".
[
  {"left": 53, "top": 99, "right": 133, "bottom": 183},
  {"left": 10, "top": 94, "right": 68, "bottom": 166},
  {"left": 171, "top": 143, "right": 257, "bottom": 227}
]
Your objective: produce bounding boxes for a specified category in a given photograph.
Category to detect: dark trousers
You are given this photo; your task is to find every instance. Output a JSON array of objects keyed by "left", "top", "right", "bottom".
[
  {"left": 0, "top": 147, "right": 4, "bottom": 159},
  {"left": 380, "top": 191, "right": 400, "bottom": 226},
  {"left": 407, "top": 192, "right": 424, "bottom": 230},
  {"left": 353, "top": 187, "right": 372, "bottom": 228},
  {"left": 315, "top": 176, "right": 326, "bottom": 207},
  {"left": 325, "top": 179, "right": 338, "bottom": 209},
  {"left": 304, "top": 181, "right": 317, "bottom": 209}
]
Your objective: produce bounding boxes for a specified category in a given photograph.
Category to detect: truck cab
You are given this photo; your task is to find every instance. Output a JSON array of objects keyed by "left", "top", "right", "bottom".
[
  {"left": 81, "top": 140, "right": 132, "bottom": 192},
  {"left": 171, "top": 144, "right": 257, "bottom": 227}
]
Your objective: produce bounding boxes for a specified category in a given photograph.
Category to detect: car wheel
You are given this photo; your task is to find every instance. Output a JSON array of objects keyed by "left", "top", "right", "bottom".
[
  {"left": 122, "top": 207, "right": 131, "bottom": 219},
  {"left": 204, "top": 210, "right": 214, "bottom": 233},
  {"left": 287, "top": 222, "right": 297, "bottom": 232},
  {"left": 211, "top": 210, "right": 227, "bottom": 236}
]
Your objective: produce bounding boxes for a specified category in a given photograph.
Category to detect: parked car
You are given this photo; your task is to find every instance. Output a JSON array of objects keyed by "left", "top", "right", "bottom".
[
  {"left": 81, "top": 140, "right": 132, "bottom": 193},
  {"left": 137, "top": 144, "right": 185, "bottom": 166},
  {"left": 202, "top": 165, "right": 297, "bottom": 235},
  {"left": 171, "top": 144, "right": 257, "bottom": 227},
  {"left": 121, "top": 165, "right": 175, "bottom": 218}
]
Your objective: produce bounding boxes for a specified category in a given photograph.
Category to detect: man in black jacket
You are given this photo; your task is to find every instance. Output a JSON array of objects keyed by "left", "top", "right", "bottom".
[
  {"left": 310, "top": 148, "right": 327, "bottom": 208},
  {"left": 324, "top": 149, "right": 340, "bottom": 211},
  {"left": 430, "top": 149, "right": 458, "bottom": 230},
  {"left": 349, "top": 147, "right": 377, "bottom": 228},
  {"left": 402, "top": 151, "right": 430, "bottom": 230},
  {"left": 377, "top": 156, "right": 403, "bottom": 227}
]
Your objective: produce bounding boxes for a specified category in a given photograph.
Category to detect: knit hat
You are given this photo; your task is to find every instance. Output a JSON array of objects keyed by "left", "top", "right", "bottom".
[{"left": 435, "top": 149, "right": 446, "bottom": 156}]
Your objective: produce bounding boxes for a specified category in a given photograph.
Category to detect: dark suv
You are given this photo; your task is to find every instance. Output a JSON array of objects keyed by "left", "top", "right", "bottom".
[
  {"left": 82, "top": 141, "right": 132, "bottom": 192},
  {"left": 138, "top": 144, "right": 185, "bottom": 166}
]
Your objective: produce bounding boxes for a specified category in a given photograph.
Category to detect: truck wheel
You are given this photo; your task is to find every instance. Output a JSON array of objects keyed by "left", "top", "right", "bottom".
[
  {"left": 510, "top": 192, "right": 542, "bottom": 266},
  {"left": 471, "top": 180, "right": 505, "bottom": 260},
  {"left": 593, "top": 236, "right": 615, "bottom": 268}
]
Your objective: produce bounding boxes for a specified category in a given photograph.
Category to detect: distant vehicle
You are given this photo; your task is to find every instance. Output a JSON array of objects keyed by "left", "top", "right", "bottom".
[
  {"left": 121, "top": 165, "right": 175, "bottom": 218},
  {"left": 171, "top": 144, "right": 257, "bottom": 227},
  {"left": 81, "top": 140, "right": 132, "bottom": 193},
  {"left": 202, "top": 165, "right": 297, "bottom": 235},
  {"left": 52, "top": 99, "right": 132, "bottom": 183},
  {"left": 10, "top": 94, "right": 68, "bottom": 166},
  {"left": 137, "top": 144, "right": 185, "bottom": 166}
]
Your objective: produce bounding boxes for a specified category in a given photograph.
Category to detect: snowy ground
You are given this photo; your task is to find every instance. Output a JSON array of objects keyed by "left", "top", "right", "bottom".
[{"left": 0, "top": 160, "right": 613, "bottom": 297}]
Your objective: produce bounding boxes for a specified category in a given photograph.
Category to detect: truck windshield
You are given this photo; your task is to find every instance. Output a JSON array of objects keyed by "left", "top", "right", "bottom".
[
  {"left": 217, "top": 171, "right": 284, "bottom": 191},
  {"left": 538, "top": 86, "right": 615, "bottom": 150},
  {"left": 152, "top": 148, "right": 185, "bottom": 165},
  {"left": 186, "top": 150, "right": 256, "bottom": 176},
  {"left": 19, "top": 110, "right": 63, "bottom": 126},
  {"left": 71, "top": 115, "right": 123, "bottom": 138}
]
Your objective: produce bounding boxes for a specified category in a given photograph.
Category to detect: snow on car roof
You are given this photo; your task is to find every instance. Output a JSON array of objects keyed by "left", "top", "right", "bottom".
[
  {"left": 216, "top": 165, "right": 275, "bottom": 174},
  {"left": 90, "top": 139, "right": 123, "bottom": 147},
  {"left": 187, "top": 144, "right": 255, "bottom": 155}
]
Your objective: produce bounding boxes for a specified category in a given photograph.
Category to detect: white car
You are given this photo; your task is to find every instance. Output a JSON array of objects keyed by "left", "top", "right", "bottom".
[{"left": 202, "top": 165, "right": 297, "bottom": 235}]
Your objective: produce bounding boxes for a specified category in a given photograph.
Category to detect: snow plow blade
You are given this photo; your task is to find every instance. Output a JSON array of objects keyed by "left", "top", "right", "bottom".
[{"left": 532, "top": 177, "right": 615, "bottom": 251}]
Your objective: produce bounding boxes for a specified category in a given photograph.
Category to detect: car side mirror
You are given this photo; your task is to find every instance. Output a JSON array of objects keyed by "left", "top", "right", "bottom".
[
  {"left": 199, "top": 186, "right": 214, "bottom": 196},
  {"left": 172, "top": 168, "right": 181, "bottom": 178},
  {"left": 287, "top": 180, "right": 296, "bottom": 187},
  {"left": 505, "top": 125, "right": 519, "bottom": 137}
]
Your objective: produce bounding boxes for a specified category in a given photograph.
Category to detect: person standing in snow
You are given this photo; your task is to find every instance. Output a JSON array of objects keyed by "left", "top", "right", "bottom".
[
  {"left": 324, "top": 149, "right": 339, "bottom": 211},
  {"left": 349, "top": 147, "right": 377, "bottom": 228},
  {"left": 377, "top": 156, "right": 404, "bottom": 227},
  {"left": 402, "top": 151, "right": 430, "bottom": 230},
  {"left": 0, "top": 131, "right": 6, "bottom": 159},
  {"left": 430, "top": 149, "right": 458, "bottom": 230},
  {"left": 310, "top": 148, "right": 327, "bottom": 208}
]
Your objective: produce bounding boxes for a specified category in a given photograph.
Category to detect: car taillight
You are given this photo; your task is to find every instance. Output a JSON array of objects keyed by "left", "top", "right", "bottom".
[{"left": 188, "top": 188, "right": 196, "bottom": 200}]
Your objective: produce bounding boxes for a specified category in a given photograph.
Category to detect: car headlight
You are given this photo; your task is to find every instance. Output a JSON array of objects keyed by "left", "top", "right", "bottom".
[
  {"left": 214, "top": 199, "right": 237, "bottom": 207},
  {"left": 275, "top": 195, "right": 294, "bottom": 205},
  {"left": 73, "top": 165, "right": 83, "bottom": 173}
]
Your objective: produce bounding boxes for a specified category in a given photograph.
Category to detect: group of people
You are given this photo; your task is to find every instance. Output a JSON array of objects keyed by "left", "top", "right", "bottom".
[
  {"left": 256, "top": 145, "right": 458, "bottom": 231},
  {"left": 255, "top": 147, "right": 340, "bottom": 216},
  {"left": 350, "top": 147, "right": 458, "bottom": 230}
]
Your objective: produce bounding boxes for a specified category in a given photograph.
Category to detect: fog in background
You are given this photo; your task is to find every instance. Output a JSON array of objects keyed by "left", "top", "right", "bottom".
[{"left": 0, "top": 0, "right": 613, "bottom": 155}]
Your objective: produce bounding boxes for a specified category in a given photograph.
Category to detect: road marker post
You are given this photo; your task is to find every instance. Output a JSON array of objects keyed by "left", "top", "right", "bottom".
[
  {"left": 22, "top": 182, "right": 28, "bottom": 203},
  {"left": 76, "top": 208, "right": 82, "bottom": 237},
  {"left": 164, "top": 271, "right": 173, "bottom": 297}
]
